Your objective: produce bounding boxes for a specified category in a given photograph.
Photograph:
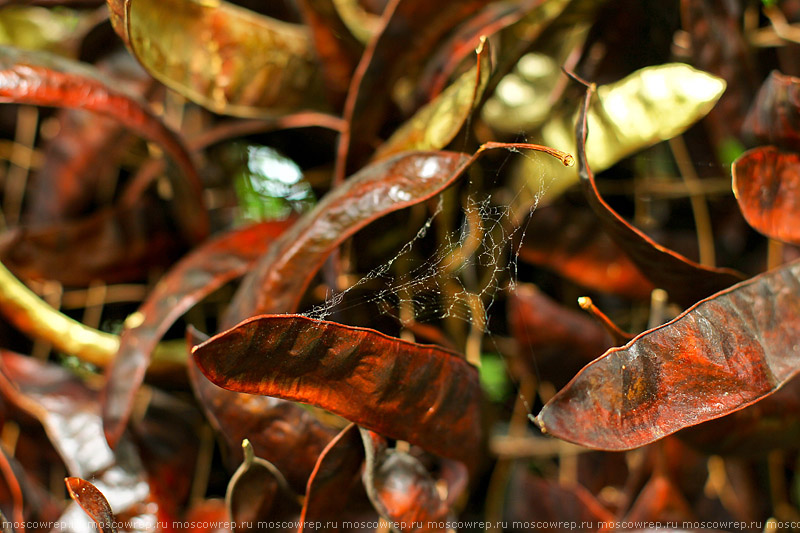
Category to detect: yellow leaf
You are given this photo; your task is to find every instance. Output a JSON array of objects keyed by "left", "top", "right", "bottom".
[
  {"left": 517, "top": 63, "right": 726, "bottom": 202},
  {"left": 114, "top": 0, "right": 326, "bottom": 117}
]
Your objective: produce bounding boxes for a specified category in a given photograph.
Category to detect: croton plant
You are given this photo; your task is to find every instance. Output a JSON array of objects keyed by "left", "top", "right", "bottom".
[{"left": 0, "top": 0, "right": 799, "bottom": 532}]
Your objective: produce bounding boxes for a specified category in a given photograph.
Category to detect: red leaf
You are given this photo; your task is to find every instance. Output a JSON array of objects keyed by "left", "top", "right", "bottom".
[
  {"left": 537, "top": 259, "right": 800, "bottom": 450},
  {"left": 0, "top": 45, "right": 207, "bottom": 243},
  {"left": 192, "top": 314, "right": 482, "bottom": 470},
  {"left": 65, "top": 478, "right": 117, "bottom": 533},
  {"left": 575, "top": 86, "right": 744, "bottom": 307},
  {"left": 732, "top": 146, "right": 800, "bottom": 245},
  {"left": 743, "top": 70, "right": 800, "bottom": 151},
  {"left": 186, "top": 328, "right": 337, "bottom": 494},
  {"left": 102, "top": 219, "right": 294, "bottom": 448},
  {"left": 300, "top": 424, "right": 365, "bottom": 532},
  {"left": 360, "top": 429, "right": 448, "bottom": 533}
]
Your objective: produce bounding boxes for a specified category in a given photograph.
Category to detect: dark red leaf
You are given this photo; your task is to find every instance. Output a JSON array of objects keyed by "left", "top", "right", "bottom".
[
  {"left": 575, "top": 87, "right": 744, "bottom": 308},
  {"left": 732, "top": 146, "right": 800, "bottom": 245},
  {"left": 517, "top": 205, "right": 654, "bottom": 300},
  {"left": 536, "top": 259, "right": 800, "bottom": 450},
  {"left": 508, "top": 283, "right": 613, "bottom": 388},
  {"left": 0, "top": 45, "right": 207, "bottom": 243},
  {"left": 186, "top": 328, "right": 337, "bottom": 495},
  {"left": 360, "top": 429, "right": 448, "bottom": 533},
  {"left": 102, "top": 219, "right": 294, "bottom": 448},
  {"left": 743, "top": 70, "right": 800, "bottom": 151},
  {"left": 0, "top": 198, "right": 182, "bottom": 286},
  {"left": 192, "top": 314, "right": 482, "bottom": 470},
  {"left": 299, "top": 424, "right": 364, "bottom": 532},
  {"left": 65, "top": 478, "right": 117, "bottom": 533},
  {"left": 225, "top": 440, "right": 300, "bottom": 532},
  {"left": 335, "top": 0, "right": 493, "bottom": 179},
  {"left": 223, "top": 150, "right": 470, "bottom": 324}
]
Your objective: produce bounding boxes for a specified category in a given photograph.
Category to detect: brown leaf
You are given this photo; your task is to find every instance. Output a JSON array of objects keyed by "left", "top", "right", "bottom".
[
  {"left": 536, "top": 259, "right": 800, "bottom": 450},
  {"left": 336, "top": 0, "right": 494, "bottom": 178},
  {"left": 575, "top": 86, "right": 744, "bottom": 308},
  {"left": 299, "top": 424, "right": 365, "bottom": 532},
  {"left": 223, "top": 150, "right": 470, "bottom": 324},
  {"left": 360, "top": 429, "right": 448, "bottom": 533},
  {"left": 0, "top": 45, "right": 207, "bottom": 243},
  {"left": 192, "top": 314, "right": 482, "bottom": 470},
  {"left": 225, "top": 440, "right": 300, "bottom": 532},
  {"left": 732, "top": 146, "right": 800, "bottom": 245},
  {"left": 186, "top": 328, "right": 337, "bottom": 495},
  {"left": 65, "top": 478, "right": 117, "bottom": 533},
  {"left": 102, "top": 219, "right": 294, "bottom": 448}
]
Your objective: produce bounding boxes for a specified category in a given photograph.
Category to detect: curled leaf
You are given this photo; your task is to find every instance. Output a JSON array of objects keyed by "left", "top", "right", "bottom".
[
  {"left": 223, "top": 150, "right": 470, "bottom": 323},
  {"left": 0, "top": 45, "right": 207, "bottom": 243},
  {"left": 537, "top": 259, "right": 800, "bottom": 450},
  {"left": 65, "top": 478, "right": 117, "bottom": 533},
  {"left": 299, "top": 424, "right": 364, "bottom": 532},
  {"left": 192, "top": 314, "right": 482, "bottom": 470},
  {"left": 102, "top": 219, "right": 294, "bottom": 448},
  {"left": 225, "top": 440, "right": 299, "bottom": 532},
  {"left": 732, "top": 146, "right": 800, "bottom": 245},
  {"left": 111, "top": 0, "right": 325, "bottom": 117},
  {"left": 360, "top": 429, "right": 448, "bottom": 533},
  {"left": 574, "top": 86, "right": 744, "bottom": 308}
]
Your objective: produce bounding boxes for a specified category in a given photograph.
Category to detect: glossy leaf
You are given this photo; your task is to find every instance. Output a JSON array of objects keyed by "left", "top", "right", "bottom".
[
  {"left": 508, "top": 283, "right": 612, "bottom": 388},
  {"left": 517, "top": 204, "right": 654, "bottom": 299},
  {"left": 336, "top": 0, "right": 494, "bottom": 178},
  {"left": 223, "top": 150, "right": 469, "bottom": 324},
  {"left": 372, "top": 38, "right": 490, "bottom": 161},
  {"left": 574, "top": 87, "right": 744, "bottom": 307},
  {"left": 0, "top": 352, "right": 159, "bottom": 533},
  {"left": 110, "top": 0, "right": 325, "bottom": 117},
  {"left": 65, "top": 478, "right": 117, "bottom": 533},
  {"left": 102, "top": 219, "right": 294, "bottom": 448},
  {"left": 299, "top": 424, "right": 364, "bottom": 532},
  {"left": 536, "top": 258, "right": 800, "bottom": 450},
  {"left": 225, "top": 440, "right": 299, "bottom": 532},
  {"left": 732, "top": 146, "right": 800, "bottom": 245},
  {"left": 518, "top": 63, "right": 726, "bottom": 202},
  {"left": 0, "top": 45, "right": 208, "bottom": 243},
  {"left": 743, "top": 70, "right": 800, "bottom": 151},
  {"left": 360, "top": 429, "right": 448, "bottom": 533},
  {"left": 192, "top": 314, "right": 482, "bottom": 470},
  {"left": 186, "top": 328, "right": 337, "bottom": 494}
]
